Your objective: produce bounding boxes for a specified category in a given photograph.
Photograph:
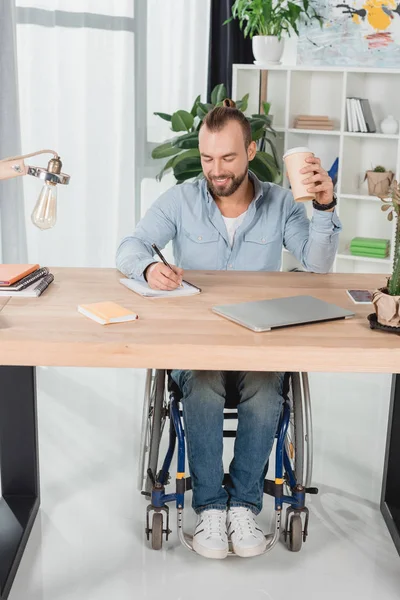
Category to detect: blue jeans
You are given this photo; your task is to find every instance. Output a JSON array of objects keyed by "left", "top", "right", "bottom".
[{"left": 170, "top": 370, "right": 284, "bottom": 515}]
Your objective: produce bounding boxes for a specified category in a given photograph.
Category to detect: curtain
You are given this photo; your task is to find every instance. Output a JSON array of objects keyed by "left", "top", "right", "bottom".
[
  {"left": 0, "top": 0, "right": 27, "bottom": 263},
  {"left": 15, "top": 0, "right": 135, "bottom": 268},
  {"left": 140, "top": 0, "right": 211, "bottom": 266},
  {"left": 146, "top": 0, "right": 211, "bottom": 144},
  {"left": 207, "top": 0, "right": 253, "bottom": 101}
]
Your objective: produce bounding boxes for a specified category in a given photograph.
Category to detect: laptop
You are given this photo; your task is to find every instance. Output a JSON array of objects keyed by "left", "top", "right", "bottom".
[{"left": 212, "top": 295, "right": 355, "bottom": 332}]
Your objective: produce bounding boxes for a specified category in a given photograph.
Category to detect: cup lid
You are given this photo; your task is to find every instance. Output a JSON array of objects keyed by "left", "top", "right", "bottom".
[{"left": 283, "top": 147, "right": 313, "bottom": 159}]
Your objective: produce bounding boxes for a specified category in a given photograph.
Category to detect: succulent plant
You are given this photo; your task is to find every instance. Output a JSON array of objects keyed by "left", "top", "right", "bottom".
[{"left": 374, "top": 165, "right": 387, "bottom": 173}]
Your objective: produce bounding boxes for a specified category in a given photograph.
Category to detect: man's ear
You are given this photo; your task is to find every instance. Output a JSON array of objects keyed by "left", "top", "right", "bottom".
[{"left": 247, "top": 141, "right": 257, "bottom": 161}]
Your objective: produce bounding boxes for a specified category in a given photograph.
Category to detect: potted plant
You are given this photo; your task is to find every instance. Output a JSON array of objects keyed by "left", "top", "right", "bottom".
[
  {"left": 225, "top": 0, "right": 323, "bottom": 65},
  {"left": 365, "top": 165, "right": 394, "bottom": 197},
  {"left": 371, "top": 180, "right": 400, "bottom": 329},
  {"left": 151, "top": 83, "right": 281, "bottom": 184}
]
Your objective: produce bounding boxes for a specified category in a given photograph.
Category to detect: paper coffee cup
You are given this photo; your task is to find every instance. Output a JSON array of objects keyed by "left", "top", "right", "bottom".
[{"left": 283, "top": 146, "right": 315, "bottom": 202}]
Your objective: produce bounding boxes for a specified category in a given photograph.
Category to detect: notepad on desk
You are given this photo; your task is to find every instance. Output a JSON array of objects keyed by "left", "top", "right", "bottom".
[
  {"left": 120, "top": 278, "right": 200, "bottom": 298},
  {"left": 78, "top": 301, "right": 138, "bottom": 325},
  {"left": 0, "top": 273, "right": 54, "bottom": 297},
  {"left": 0, "top": 263, "right": 39, "bottom": 286}
]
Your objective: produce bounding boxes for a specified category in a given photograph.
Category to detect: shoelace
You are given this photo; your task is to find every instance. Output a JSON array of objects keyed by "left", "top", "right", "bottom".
[
  {"left": 229, "top": 509, "right": 258, "bottom": 539},
  {"left": 203, "top": 511, "right": 226, "bottom": 540}
]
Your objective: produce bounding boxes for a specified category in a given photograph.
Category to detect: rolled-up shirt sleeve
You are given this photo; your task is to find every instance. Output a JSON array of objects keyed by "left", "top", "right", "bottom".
[
  {"left": 116, "top": 189, "right": 178, "bottom": 280},
  {"left": 283, "top": 196, "right": 342, "bottom": 273}
]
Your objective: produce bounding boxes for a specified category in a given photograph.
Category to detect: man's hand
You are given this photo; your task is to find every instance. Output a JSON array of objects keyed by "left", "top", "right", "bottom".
[
  {"left": 300, "top": 156, "right": 334, "bottom": 209},
  {"left": 145, "top": 262, "right": 184, "bottom": 290}
]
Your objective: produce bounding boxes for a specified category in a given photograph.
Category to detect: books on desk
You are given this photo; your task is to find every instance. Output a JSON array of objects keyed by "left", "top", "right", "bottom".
[
  {"left": 78, "top": 301, "right": 138, "bottom": 325},
  {"left": 0, "top": 265, "right": 54, "bottom": 296}
]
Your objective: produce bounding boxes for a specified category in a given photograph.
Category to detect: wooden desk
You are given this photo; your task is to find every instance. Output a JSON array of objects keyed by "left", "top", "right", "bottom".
[
  {"left": 0, "top": 268, "right": 399, "bottom": 599},
  {"left": 1, "top": 267, "right": 399, "bottom": 372}
]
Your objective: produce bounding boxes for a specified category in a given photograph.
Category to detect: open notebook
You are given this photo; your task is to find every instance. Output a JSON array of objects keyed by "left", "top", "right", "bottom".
[{"left": 120, "top": 278, "right": 200, "bottom": 298}]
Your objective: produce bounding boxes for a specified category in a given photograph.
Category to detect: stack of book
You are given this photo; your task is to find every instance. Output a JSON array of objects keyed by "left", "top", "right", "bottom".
[
  {"left": 346, "top": 98, "right": 376, "bottom": 133},
  {"left": 0, "top": 264, "right": 54, "bottom": 297},
  {"left": 349, "top": 237, "right": 390, "bottom": 258},
  {"left": 293, "top": 115, "right": 334, "bottom": 130}
]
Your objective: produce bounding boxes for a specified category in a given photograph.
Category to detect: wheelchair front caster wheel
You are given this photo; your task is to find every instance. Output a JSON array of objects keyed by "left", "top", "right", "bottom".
[
  {"left": 287, "top": 514, "right": 302, "bottom": 552},
  {"left": 151, "top": 512, "right": 164, "bottom": 550}
]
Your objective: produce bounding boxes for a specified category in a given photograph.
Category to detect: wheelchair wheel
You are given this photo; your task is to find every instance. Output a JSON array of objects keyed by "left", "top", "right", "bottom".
[
  {"left": 151, "top": 512, "right": 163, "bottom": 550},
  {"left": 285, "top": 372, "right": 304, "bottom": 486},
  {"left": 287, "top": 514, "right": 303, "bottom": 552},
  {"left": 138, "top": 370, "right": 167, "bottom": 494}
]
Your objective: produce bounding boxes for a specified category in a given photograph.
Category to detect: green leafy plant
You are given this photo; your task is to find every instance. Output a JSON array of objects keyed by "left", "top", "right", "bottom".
[
  {"left": 374, "top": 165, "right": 387, "bottom": 173},
  {"left": 225, "top": 0, "right": 323, "bottom": 40},
  {"left": 151, "top": 84, "right": 281, "bottom": 184},
  {"left": 379, "top": 180, "right": 400, "bottom": 295}
]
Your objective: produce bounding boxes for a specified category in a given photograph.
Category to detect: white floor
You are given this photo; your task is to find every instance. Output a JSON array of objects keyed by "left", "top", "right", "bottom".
[{"left": 8, "top": 367, "right": 400, "bottom": 600}]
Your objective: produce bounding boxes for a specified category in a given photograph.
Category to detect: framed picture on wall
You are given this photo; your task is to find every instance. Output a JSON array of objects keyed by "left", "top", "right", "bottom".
[{"left": 297, "top": 1, "right": 400, "bottom": 67}]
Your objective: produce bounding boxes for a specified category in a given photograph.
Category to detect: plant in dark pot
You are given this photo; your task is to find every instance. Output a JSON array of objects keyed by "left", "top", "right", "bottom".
[
  {"left": 370, "top": 180, "right": 400, "bottom": 330},
  {"left": 151, "top": 84, "right": 281, "bottom": 184}
]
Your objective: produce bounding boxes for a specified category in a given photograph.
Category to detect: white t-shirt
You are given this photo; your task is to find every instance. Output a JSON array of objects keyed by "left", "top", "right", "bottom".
[{"left": 222, "top": 211, "right": 247, "bottom": 247}]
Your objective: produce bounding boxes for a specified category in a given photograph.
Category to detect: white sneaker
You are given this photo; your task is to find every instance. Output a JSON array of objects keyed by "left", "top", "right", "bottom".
[
  {"left": 192, "top": 509, "right": 228, "bottom": 559},
  {"left": 227, "top": 507, "right": 267, "bottom": 558}
]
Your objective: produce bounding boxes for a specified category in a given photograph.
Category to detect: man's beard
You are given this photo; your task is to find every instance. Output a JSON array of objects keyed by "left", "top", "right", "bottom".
[{"left": 206, "top": 167, "right": 248, "bottom": 197}]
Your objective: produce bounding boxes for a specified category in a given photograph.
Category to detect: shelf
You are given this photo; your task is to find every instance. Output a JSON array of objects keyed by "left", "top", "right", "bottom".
[
  {"left": 233, "top": 64, "right": 400, "bottom": 75},
  {"left": 285, "top": 247, "right": 391, "bottom": 264},
  {"left": 233, "top": 63, "right": 400, "bottom": 278},
  {"left": 340, "top": 193, "right": 381, "bottom": 202},
  {"left": 344, "top": 132, "right": 399, "bottom": 140},
  {"left": 287, "top": 128, "right": 340, "bottom": 136},
  {"left": 337, "top": 251, "right": 391, "bottom": 265}
]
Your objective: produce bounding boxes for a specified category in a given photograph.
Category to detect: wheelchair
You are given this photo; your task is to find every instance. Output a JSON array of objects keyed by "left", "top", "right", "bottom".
[{"left": 138, "top": 369, "right": 318, "bottom": 555}]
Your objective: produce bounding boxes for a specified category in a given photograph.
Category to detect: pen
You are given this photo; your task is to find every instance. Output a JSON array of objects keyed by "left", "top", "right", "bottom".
[
  {"left": 151, "top": 243, "right": 184, "bottom": 288},
  {"left": 151, "top": 243, "right": 201, "bottom": 292}
]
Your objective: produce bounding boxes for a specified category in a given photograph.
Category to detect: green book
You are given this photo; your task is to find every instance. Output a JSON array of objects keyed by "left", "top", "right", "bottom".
[
  {"left": 350, "top": 237, "right": 390, "bottom": 250},
  {"left": 350, "top": 248, "right": 389, "bottom": 258},
  {"left": 350, "top": 243, "right": 389, "bottom": 252}
]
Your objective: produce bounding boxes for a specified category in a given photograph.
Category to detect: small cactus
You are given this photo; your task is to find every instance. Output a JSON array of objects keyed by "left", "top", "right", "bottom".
[
  {"left": 374, "top": 165, "right": 386, "bottom": 173},
  {"left": 379, "top": 180, "right": 400, "bottom": 296}
]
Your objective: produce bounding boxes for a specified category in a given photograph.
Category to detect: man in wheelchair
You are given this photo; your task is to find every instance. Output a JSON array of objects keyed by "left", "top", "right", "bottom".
[{"left": 117, "top": 100, "right": 340, "bottom": 559}]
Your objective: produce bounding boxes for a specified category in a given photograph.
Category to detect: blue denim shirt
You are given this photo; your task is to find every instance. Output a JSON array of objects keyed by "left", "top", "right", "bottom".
[{"left": 116, "top": 173, "right": 341, "bottom": 280}]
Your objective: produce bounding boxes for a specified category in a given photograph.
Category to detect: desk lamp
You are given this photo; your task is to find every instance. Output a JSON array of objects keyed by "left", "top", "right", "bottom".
[{"left": 0, "top": 149, "right": 70, "bottom": 230}]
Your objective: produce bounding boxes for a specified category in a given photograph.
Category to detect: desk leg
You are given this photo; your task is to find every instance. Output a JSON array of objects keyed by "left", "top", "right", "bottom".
[
  {"left": 381, "top": 374, "right": 400, "bottom": 556},
  {"left": 0, "top": 366, "right": 40, "bottom": 600}
]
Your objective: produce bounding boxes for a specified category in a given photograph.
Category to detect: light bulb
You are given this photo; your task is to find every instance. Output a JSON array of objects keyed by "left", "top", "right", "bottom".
[{"left": 31, "top": 182, "right": 57, "bottom": 230}]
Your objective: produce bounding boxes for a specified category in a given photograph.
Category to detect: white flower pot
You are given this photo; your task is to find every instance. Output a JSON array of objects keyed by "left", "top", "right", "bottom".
[{"left": 252, "top": 36, "right": 284, "bottom": 65}]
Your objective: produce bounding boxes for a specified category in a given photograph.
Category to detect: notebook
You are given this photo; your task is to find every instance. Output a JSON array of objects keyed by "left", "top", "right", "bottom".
[
  {"left": 0, "top": 273, "right": 54, "bottom": 297},
  {"left": 120, "top": 278, "right": 201, "bottom": 298},
  {"left": 0, "top": 267, "right": 49, "bottom": 291},
  {"left": 0, "top": 264, "right": 39, "bottom": 286},
  {"left": 78, "top": 301, "right": 138, "bottom": 325}
]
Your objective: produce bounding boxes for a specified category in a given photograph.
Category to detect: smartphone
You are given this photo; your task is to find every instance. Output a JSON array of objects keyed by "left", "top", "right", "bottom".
[{"left": 346, "top": 289, "right": 373, "bottom": 304}]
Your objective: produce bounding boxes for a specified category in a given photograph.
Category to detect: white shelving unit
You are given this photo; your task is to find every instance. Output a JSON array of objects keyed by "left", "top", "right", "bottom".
[{"left": 232, "top": 64, "right": 400, "bottom": 274}]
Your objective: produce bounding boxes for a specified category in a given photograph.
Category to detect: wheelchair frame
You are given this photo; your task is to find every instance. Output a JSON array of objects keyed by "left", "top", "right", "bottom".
[{"left": 138, "top": 369, "right": 317, "bottom": 554}]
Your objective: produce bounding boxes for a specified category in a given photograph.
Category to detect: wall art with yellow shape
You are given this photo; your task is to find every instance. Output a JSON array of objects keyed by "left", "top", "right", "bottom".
[{"left": 297, "top": 0, "right": 400, "bottom": 66}]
